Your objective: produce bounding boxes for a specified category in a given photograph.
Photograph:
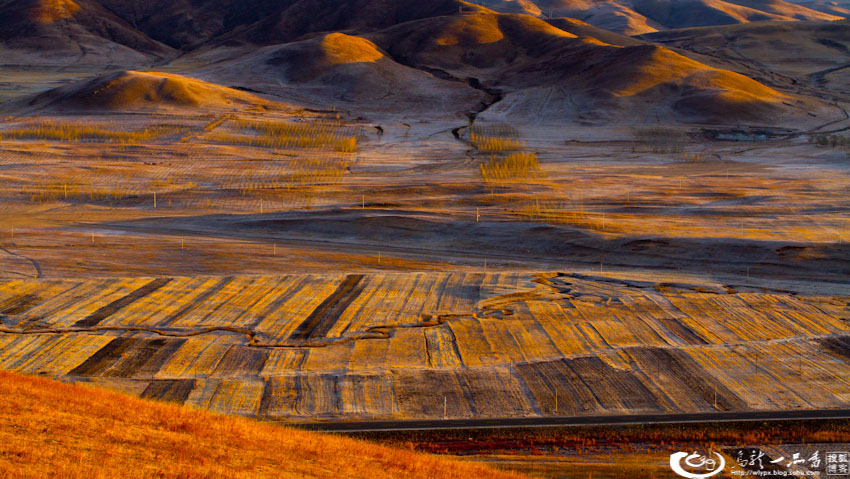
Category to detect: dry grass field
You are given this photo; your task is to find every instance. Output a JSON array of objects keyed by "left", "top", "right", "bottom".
[
  {"left": 0, "top": 369, "right": 523, "bottom": 479},
  {"left": 0, "top": 108, "right": 848, "bottom": 430},
  {"left": 1, "top": 115, "right": 848, "bottom": 278}
]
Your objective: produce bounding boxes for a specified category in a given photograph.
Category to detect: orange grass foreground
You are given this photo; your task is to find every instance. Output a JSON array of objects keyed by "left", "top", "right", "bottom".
[{"left": 0, "top": 371, "right": 524, "bottom": 479}]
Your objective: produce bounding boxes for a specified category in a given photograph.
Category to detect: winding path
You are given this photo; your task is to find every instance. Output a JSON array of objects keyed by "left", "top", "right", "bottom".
[{"left": 0, "top": 246, "right": 42, "bottom": 278}]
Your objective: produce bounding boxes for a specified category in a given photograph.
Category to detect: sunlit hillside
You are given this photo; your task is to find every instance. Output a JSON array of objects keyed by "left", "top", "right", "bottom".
[{"left": 0, "top": 371, "right": 524, "bottom": 479}]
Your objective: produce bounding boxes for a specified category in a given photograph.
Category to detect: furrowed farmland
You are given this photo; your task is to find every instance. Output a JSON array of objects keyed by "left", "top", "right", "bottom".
[{"left": 0, "top": 271, "right": 847, "bottom": 420}]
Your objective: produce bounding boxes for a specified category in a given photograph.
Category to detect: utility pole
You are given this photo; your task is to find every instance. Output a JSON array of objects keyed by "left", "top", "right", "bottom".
[
  {"left": 476, "top": 208, "right": 480, "bottom": 223},
  {"left": 443, "top": 396, "right": 447, "bottom": 419}
]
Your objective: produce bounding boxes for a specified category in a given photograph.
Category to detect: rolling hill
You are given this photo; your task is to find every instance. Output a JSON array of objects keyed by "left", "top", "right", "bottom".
[
  {"left": 475, "top": 0, "right": 843, "bottom": 34},
  {"left": 0, "top": 0, "right": 174, "bottom": 66},
  {"left": 93, "top": 10, "right": 830, "bottom": 124},
  {"left": 191, "top": 32, "right": 487, "bottom": 113},
  {"left": 1, "top": 0, "right": 842, "bottom": 124},
  {"left": 94, "top": 0, "right": 492, "bottom": 49},
  {"left": 642, "top": 20, "right": 850, "bottom": 96},
  {"left": 0, "top": 370, "right": 523, "bottom": 479},
  {"left": 791, "top": 0, "right": 850, "bottom": 17},
  {"left": 369, "top": 12, "right": 824, "bottom": 124},
  {"left": 8, "top": 70, "right": 284, "bottom": 113}
]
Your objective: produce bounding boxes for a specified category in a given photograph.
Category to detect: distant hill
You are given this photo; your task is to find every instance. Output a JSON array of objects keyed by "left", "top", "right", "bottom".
[
  {"left": 0, "top": 370, "right": 523, "bottom": 479},
  {"left": 95, "top": 0, "right": 491, "bottom": 49},
  {"left": 0, "top": 0, "right": 174, "bottom": 66},
  {"left": 369, "top": 12, "right": 822, "bottom": 124},
  {"left": 11, "top": 70, "right": 282, "bottom": 112},
  {"left": 1, "top": 0, "right": 841, "bottom": 62},
  {"left": 474, "top": 0, "right": 842, "bottom": 34},
  {"left": 544, "top": 17, "right": 646, "bottom": 45},
  {"left": 190, "top": 32, "right": 487, "bottom": 114},
  {"left": 641, "top": 20, "right": 850, "bottom": 96},
  {"left": 789, "top": 0, "right": 850, "bottom": 17},
  {"left": 0, "top": 0, "right": 843, "bottom": 125}
]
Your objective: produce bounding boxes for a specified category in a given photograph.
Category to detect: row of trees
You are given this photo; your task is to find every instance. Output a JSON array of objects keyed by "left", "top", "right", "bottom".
[{"left": 810, "top": 133, "right": 850, "bottom": 149}]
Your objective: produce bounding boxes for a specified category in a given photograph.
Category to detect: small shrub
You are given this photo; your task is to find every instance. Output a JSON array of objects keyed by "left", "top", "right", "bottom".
[{"left": 470, "top": 133, "right": 524, "bottom": 153}]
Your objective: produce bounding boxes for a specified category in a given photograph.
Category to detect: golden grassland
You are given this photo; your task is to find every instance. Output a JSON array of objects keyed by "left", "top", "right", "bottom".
[
  {"left": 205, "top": 132, "right": 357, "bottom": 153},
  {"left": 0, "top": 120, "right": 186, "bottom": 143},
  {"left": 480, "top": 152, "right": 540, "bottom": 181},
  {"left": 470, "top": 133, "right": 524, "bottom": 153},
  {"left": 0, "top": 370, "right": 524, "bottom": 479},
  {"left": 206, "top": 119, "right": 359, "bottom": 152},
  {"left": 470, "top": 122, "right": 524, "bottom": 152},
  {"left": 2, "top": 114, "right": 848, "bottom": 245}
]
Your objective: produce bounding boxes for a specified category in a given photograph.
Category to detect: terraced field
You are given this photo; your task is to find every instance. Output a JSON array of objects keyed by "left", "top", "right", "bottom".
[{"left": 1, "top": 271, "right": 847, "bottom": 420}]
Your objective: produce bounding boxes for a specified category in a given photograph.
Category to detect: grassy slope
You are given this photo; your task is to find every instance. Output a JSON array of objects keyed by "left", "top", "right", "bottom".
[{"left": 0, "top": 371, "right": 524, "bottom": 479}]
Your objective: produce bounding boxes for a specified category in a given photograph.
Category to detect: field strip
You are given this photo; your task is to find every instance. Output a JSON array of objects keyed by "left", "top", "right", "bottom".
[
  {"left": 289, "top": 274, "right": 365, "bottom": 341},
  {"left": 72, "top": 278, "right": 172, "bottom": 327},
  {"left": 0, "top": 321, "right": 846, "bottom": 355}
]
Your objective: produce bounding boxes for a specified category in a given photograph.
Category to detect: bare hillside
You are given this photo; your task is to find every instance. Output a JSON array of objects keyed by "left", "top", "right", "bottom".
[
  {"left": 7, "top": 70, "right": 284, "bottom": 113},
  {"left": 0, "top": 370, "right": 523, "bottom": 479}
]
